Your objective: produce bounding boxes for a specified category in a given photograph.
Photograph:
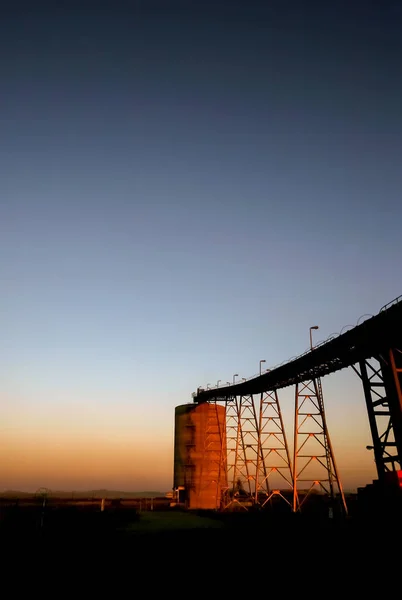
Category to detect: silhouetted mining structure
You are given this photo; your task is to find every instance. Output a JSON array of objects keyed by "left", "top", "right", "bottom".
[{"left": 174, "top": 295, "right": 402, "bottom": 515}]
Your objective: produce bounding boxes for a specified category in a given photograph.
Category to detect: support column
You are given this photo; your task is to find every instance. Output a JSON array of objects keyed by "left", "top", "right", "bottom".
[
  {"left": 223, "top": 394, "right": 259, "bottom": 510},
  {"left": 256, "top": 389, "right": 293, "bottom": 508},
  {"left": 223, "top": 396, "right": 239, "bottom": 509},
  {"left": 352, "top": 347, "right": 402, "bottom": 481},
  {"left": 292, "top": 378, "right": 347, "bottom": 516},
  {"left": 237, "top": 394, "right": 260, "bottom": 500}
]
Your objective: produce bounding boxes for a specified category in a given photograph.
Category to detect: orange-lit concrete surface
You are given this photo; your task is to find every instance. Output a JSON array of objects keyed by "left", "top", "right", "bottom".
[{"left": 174, "top": 403, "right": 227, "bottom": 509}]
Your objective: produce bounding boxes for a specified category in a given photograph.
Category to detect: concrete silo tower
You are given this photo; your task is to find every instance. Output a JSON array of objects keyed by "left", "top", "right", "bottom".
[{"left": 173, "top": 402, "right": 227, "bottom": 509}]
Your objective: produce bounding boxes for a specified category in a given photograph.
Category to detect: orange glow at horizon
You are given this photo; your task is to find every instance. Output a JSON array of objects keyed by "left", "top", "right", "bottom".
[
  {"left": 1, "top": 378, "right": 378, "bottom": 494},
  {"left": 0, "top": 424, "right": 174, "bottom": 493},
  {"left": 1, "top": 424, "right": 377, "bottom": 494}
]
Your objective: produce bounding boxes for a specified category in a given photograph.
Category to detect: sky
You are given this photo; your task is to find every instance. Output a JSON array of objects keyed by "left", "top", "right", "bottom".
[{"left": 1, "top": 1, "right": 401, "bottom": 494}]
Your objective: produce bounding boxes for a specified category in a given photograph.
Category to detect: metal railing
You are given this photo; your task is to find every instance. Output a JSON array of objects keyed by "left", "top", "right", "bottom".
[{"left": 196, "top": 294, "right": 402, "bottom": 393}]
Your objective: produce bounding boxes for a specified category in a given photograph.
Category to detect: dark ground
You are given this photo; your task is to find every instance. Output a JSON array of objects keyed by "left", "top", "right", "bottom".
[{"left": 1, "top": 495, "right": 400, "bottom": 591}]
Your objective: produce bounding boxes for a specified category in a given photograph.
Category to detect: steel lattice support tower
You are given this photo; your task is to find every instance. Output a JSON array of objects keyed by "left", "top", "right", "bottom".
[
  {"left": 256, "top": 389, "right": 293, "bottom": 508},
  {"left": 237, "top": 394, "right": 260, "bottom": 497},
  {"left": 352, "top": 347, "right": 402, "bottom": 480},
  {"left": 223, "top": 395, "right": 239, "bottom": 508},
  {"left": 292, "top": 378, "right": 348, "bottom": 515},
  {"left": 223, "top": 394, "right": 259, "bottom": 509}
]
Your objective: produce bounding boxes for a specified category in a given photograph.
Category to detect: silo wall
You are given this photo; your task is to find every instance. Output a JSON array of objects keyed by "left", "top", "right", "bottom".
[{"left": 174, "top": 402, "right": 227, "bottom": 510}]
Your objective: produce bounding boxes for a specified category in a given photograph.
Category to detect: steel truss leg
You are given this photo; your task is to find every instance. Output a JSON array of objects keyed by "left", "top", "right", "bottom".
[
  {"left": 223, "top": 394, "right": 259, "bottom": 510},
  {"left": 197, "top": 401, "right": 227, "bottom": 510},
  {"left": 292, "top": 378, "right": 348, "bottom": 516},
  {"left": 223, "top": 396, "right": 239, "bottom": 509},
  {"left": 352, "top": 348, "right": 402, "bottom": 480},
  {"left": 256, "top": 389, "right": 293, "bottom": 509}
]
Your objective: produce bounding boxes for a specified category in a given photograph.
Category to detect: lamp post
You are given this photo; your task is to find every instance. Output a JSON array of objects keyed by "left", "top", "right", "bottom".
[
  {"left": 259, "top": 359, "right": 266, "bottom": 376},
  {"left": 309, "top": 326, "right": 319, "bottom": 350},
  {"left": 206, "top": 383, "right": 211, "bottom": 390},
  {"left": 233, "top": 373, "right": 238, "bottom": 385}
]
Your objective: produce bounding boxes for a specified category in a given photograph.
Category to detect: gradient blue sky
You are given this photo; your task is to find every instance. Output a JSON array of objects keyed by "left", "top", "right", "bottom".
[{"left": 1, "top": 1, "right": 401, "bottom": 492}]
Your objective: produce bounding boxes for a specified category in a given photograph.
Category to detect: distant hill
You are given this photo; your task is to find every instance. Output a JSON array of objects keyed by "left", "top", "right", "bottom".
[
  {"left": 0, "top": 489, "right": 167, "bottom": 499},
  {"left": 0, "top": 490, "right": 33, "bottom": 498}
]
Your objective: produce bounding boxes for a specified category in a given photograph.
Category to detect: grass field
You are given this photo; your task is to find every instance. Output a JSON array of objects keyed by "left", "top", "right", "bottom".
[{"left": 124, "top": 510, "right": 225, "bottom": 533}]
